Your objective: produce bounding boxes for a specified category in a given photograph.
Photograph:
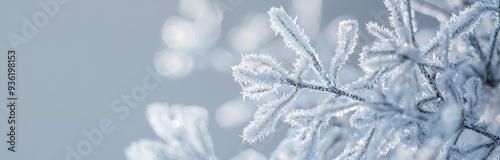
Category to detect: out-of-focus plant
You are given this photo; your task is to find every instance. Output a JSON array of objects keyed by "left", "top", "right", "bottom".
[{"left": 125, "top": 103, "right": 216, "bottom": 160}]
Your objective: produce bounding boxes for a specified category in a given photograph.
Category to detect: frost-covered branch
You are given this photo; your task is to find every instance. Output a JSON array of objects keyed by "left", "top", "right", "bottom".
[
  {"left": 123, "top": 1, "right": 500, "bottom": 160},
  {"left": 232, "top": 0, "right": 500, "bottom": 159},
  {"left": 268, "top": 7, "right": 330, "bottom": 84}
]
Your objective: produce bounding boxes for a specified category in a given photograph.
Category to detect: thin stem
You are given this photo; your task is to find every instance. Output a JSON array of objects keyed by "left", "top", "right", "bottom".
[
  {"left": 486, "top": 7, "right": 500, "bottom": 87},
  {"left": 404, "top": 0, "right": 418, "bottom": 48},
  {"left": 463, "top": 125, "right": 500, "bottom": 140},
  {"left": 464, "top": 141, "right": 494, "bottom": 155},
  {"left": 453, "top": 129, "right": 464, "bottom": 145},
  {"left": 284, "top": 78, "right": 365, "bottom": 101},
  {"left": 482, "top": 143, "right": 497, "bottom": 160},
  {"left": 468, "top": 35, "right": 486, "bottom": 62},
  {"left": 283, "top": 77, "right": 429, "bottom": 122},
  {"left": 416, "top": 64, "right": 443, "bottom": 113},
  {"left": 416, "top": 96, "right": 439, "bottom": 114},
  {"left": 358, "top": 127, "right": 375, "bottom": 158}
]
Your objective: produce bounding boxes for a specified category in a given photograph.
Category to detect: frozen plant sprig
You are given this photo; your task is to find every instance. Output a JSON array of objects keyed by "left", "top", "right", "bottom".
[{"left": 233, "top": 0, "right": 500, "bottom": 159}]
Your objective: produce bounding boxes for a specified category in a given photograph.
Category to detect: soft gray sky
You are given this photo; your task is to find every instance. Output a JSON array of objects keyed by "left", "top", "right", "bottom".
[{"left": 0, "top": 0, "right": 437, "bottom": 159}]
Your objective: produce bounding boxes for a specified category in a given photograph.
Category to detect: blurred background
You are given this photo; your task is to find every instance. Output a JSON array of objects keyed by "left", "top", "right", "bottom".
[{"left": 0, "top": 0, "right": 439, "bottom": 159}]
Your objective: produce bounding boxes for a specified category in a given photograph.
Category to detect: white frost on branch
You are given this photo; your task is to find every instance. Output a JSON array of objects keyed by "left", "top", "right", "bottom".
[
  {"left": 126, "top": 0, "right": 500, "bottom": 159},
  {"left": 232, "top": 0, "right": 500, "bottom": 159}
]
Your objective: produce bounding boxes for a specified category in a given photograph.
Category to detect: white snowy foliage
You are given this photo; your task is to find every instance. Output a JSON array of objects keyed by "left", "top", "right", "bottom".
[
  {"left": 241, "top": 88, "right": 299, "bottom": 143},
  {"left": 366, "top": 21, "right": 395, "bottom": 41},
  {"left": 125, "top": 103, "right": 216, "bottom": 160},
  {"left": 127, "top": 0, "right": 500, "bottom": 159},
  {"left": 231, "top": 0, "right": 500, "bottom": 159},
  {"left": 330, "top": 20, "right": 359, "bottom": 87},
  {"left": 232, "top": 54, "right": 286, "bottom": 100},
  {"left": 268, "top": 7, "right": 329, "bottom": 84}
]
